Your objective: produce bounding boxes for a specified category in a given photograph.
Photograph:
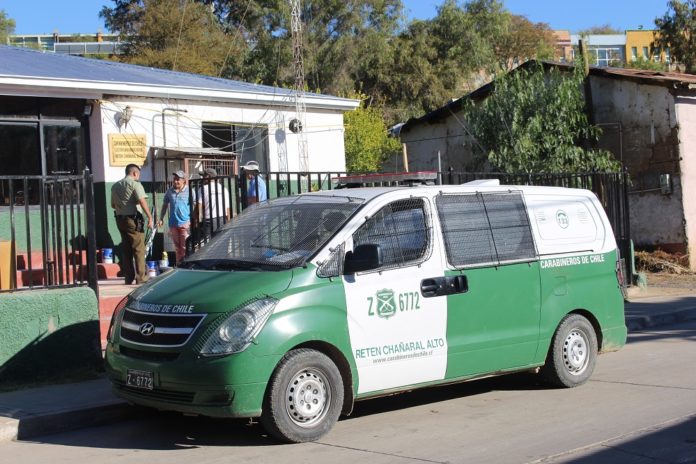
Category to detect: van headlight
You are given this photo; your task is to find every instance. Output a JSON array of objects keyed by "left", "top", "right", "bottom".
[{"left": 199, "top": 298, "right": 278, "bottom": 356}]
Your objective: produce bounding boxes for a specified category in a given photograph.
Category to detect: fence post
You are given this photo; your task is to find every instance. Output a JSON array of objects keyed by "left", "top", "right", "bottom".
[
  {"left": 621, "top": 167, "right": 633, "bottom": 285},
  {"left": 83, "top": 168, "right": 99, "bottom": 299}
]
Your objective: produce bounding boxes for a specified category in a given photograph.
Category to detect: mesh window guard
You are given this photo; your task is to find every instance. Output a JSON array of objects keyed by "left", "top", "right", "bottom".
[
  {"left": 436, "top": 191, "right": 536, "bottom": 267},
  {"left": 352, "top": 198, "right": 431, "bottom": 271},
  {"left": 317, "top": 243, "right": 345, "bottom": 278},
  {"left": 187, "top": 195, "right": 362, "bottom": 269}
]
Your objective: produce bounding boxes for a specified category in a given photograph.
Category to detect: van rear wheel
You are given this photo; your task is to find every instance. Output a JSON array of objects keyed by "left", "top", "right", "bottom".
[
  {"left": 543, "top": 314, "right": 598, "bottom": 388},
  {"left": 261, "top": 348, "right": 343, "bottom": 443}
]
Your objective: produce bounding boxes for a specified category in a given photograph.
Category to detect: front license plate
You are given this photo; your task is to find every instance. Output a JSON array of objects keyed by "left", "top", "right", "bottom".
[{"left": 126, "top": 369, "right": 154, "bottom": 390}]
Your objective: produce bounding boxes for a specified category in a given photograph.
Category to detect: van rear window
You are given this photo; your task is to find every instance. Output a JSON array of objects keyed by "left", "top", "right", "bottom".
[{"left": 436, "top": 192, "right": 536, "bottom": 267}]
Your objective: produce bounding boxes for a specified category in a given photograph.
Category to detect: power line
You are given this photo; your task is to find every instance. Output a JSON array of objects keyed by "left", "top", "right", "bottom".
[{"left": 172, "top": 0, "right": 190, "bottom": 72}]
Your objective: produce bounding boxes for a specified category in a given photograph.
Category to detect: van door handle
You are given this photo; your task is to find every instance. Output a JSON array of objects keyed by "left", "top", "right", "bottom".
[
  {"left": 421, "top": 279, "right": 440, "bottom": 297},
  {"left": 421, "top": 276, "right": 468, "bottom": 298}
]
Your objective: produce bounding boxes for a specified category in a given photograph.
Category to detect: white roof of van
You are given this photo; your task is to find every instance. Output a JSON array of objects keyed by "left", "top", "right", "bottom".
[{"left": 304, "top": 184, "right": 597, "bottom": 202}]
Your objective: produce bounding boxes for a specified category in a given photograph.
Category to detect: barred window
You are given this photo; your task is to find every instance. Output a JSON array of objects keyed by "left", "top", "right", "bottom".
[
  {"left": 436, "top": 192, "right": 536, "bottom": 267},
  {"left": 352, "top": 198, "right": 430, "bottom": 271}
]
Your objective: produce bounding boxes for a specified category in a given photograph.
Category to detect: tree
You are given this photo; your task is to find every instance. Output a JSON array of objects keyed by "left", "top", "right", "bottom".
[
  {"left": 461, "top": 62, "right": 619, "bottom": 173},
  {"left": 101, "top": 0, "right": 237, "bottom": 76},
  {"left": 382, "top": 0, "right": 512, "bottom": 122},
  {"left": 493, "top": 15, "right": 556, "bottom": 71},
  {"left": 625, "top": 57, "right": 668, "bottom": 71},
  {"left": 344, "top": 93, "right": 401, "bottom": 172},
  {"left": 654, "top": 0, "right": 696, "bottom": 74},
  {"left": 0, "top": 9, "right": 16, "bottom": 44},
  {"left": 205, "top": 0, "right": 403, "bottom": 94},
  {"left": 578, "top": 25, "right": 622, "bottom": 35}
]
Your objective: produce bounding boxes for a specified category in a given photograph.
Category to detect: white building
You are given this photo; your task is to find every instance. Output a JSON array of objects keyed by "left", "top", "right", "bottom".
[{"left": 0, "top": 45, "right": 358, "bottom": 251}]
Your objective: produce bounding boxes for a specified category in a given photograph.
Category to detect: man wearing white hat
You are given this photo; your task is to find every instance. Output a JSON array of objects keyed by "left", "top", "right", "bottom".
[
  {"left": 243, "top": 160, "right": 267, "bottom": 206},
  {"left": 158, "top": 170, "right": 190, "bottom": 265}
]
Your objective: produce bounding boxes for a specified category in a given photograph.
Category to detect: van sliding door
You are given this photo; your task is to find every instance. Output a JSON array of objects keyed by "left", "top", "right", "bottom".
[{"left": 435, "top": 192, "right": 541, "bottom": 378}]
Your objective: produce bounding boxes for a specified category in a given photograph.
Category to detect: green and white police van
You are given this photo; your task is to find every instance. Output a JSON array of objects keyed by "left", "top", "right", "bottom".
[{"left": 105, "top": 180, "right": 627, "bottom": 443}]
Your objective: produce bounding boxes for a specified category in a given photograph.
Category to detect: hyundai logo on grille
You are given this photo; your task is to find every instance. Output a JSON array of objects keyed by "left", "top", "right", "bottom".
[{"left": 139, "top": 322, "right": 156, "bottom": 336}]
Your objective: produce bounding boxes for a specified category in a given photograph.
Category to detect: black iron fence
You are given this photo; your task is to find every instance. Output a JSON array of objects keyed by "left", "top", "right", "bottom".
[
  {"left": 186, "top": 171, "right": 347, "bottom": 251},
  {"left": 0, "top": 169, "right": 629, "bottom": 294},
  {"left": 0, "top": 170, "right": 98, "bottom": 296},
  {"left": 181, "top": 170, "right": 630, "bottom": 284}
]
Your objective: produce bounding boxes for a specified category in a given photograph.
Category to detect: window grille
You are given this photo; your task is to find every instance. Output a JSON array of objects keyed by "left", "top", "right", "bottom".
[
  {"left": 317, "top": 243, "right": 344, "bottom": 278},
  {"left": 188, "top": 195, "right": 360, "bottom": 269},
  {"left": 352, "top": 198, "right": 431, "bottom": 271},
  {"left": 436, "top": 191, "right": 536, "bottom": 267}
]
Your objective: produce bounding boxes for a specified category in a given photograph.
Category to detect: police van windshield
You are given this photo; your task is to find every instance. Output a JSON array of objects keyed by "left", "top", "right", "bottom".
[{"left": 182, "top": 195, "right": 363, "bottom": 270}]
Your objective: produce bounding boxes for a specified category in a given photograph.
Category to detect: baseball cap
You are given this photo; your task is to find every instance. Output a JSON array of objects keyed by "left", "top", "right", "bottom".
[
  {"left": 199, "top": 167, "right": 218, "bottom": 177},
  {"left": 242, "top": 160, "right": 260, "bottom": 171},
  {"left": 173, "top": 170, "right": 186, "bottom": 179}
]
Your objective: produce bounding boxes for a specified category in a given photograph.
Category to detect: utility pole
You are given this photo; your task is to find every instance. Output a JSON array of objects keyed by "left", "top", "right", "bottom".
[{"left": 289, "top": 0, "right": 309, "bottom": 175}]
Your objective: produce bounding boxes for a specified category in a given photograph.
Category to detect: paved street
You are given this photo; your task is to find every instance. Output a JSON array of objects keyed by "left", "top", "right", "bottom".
[{"left": 1, "top": 320, "right": 695, "bottom": 464}]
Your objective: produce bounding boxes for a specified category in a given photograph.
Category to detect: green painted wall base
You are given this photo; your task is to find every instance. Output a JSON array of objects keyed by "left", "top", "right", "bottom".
[{"left": 0, "top": 286, "right": 102, "bottom": 385}]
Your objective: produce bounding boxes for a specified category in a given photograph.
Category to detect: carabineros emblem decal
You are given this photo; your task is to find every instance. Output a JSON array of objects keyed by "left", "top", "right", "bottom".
[{"left": 376, "top": 289, "right": 397, "bottom": 319}]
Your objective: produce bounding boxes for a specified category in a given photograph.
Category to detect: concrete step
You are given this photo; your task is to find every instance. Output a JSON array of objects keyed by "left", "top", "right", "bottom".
[
  {"left": 97, "top": 278, "right": 136, "bottom": 349},
  {"left": 79, "top": 263, "right": 122, "bottom": 280},
  {"left": 15, "top": 265, "right": 83, "bottom": 286},
  {"left": 16, "top": 251, "right": 93, "bottom": 270},
  {"left": 99, "top": 294, "right": 125, "bottom": 350},
  {"left": 15, "top": 263, "right": 122, "bottom": 287}
]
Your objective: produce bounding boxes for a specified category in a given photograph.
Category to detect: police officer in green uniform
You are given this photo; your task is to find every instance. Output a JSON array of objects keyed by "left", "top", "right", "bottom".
[{"left": 111, "top": 164, "right": 153, "bottom": 285}]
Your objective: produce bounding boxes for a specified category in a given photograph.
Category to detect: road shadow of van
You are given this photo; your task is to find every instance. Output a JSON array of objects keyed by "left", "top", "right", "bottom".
[
  {"left": 27, "top": 409, "right": 275, "bottom": 449},
  {"left": 28, "top": 371, "right": 550, "bottom": 450},
  {"left": 345, "top": 370, "right": 548, "bottom": 420}
]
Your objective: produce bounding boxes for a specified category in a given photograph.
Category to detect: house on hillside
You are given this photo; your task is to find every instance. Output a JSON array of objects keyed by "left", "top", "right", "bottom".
[
  {"left": 0, "top": 45, "right": 358, "bottom": 258},
  {"left": 398, "top": 61, "right": 696, "bottom": 268}
]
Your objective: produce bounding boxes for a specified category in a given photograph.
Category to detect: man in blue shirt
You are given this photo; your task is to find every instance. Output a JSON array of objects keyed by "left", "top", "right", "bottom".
[
  {"left": 243, "top": 160, "right": 267, "bottom": 206},
  {"left": 158, "top": 170, "right": 190, "bottom": 265}
]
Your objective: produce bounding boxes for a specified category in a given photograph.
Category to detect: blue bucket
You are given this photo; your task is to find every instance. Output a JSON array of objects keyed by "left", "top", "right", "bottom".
[
  {"left": 147, "top": 260, "right": 158, "bottom": 276},
  {"left": 102, "top": 248, "right": 113, "bottom": 264}
]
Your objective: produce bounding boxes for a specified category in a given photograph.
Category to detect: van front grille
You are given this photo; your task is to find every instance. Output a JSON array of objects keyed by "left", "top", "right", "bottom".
[
  {"left": 119, "top": 308, "right": 206, "bottom": 347},
  {"left": 115, "top": 383, "right": 195, "bottom": 404},
  {"left": 119, "top": 346, "right": 180, "bottom": 362}
]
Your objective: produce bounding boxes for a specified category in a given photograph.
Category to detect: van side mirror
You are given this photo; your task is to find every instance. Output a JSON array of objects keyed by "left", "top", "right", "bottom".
[{"left": 344, "top": 244, "right": 383, "bottom": 274}]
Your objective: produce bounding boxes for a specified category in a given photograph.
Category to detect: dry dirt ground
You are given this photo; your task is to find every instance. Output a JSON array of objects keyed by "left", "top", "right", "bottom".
[
  {"left": 643, "top": 272, "right": 696, "bottom": 290},
  {"left": 633, "top": 250, "right": 696, "bottom": 294}
]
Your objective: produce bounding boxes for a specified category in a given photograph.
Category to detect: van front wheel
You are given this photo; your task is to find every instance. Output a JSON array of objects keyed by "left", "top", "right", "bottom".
[
  {"left": 543, "top": 314, "right": 598, "bottom": 388},
  {"left": 261, "top": 348, "right": 343, "bottom": 443}
]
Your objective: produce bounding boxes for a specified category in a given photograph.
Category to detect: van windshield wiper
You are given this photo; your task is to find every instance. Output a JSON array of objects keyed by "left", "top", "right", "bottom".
[
  {"left": 209, "top": 259, "right": 266, "bottom": 271},
  {"left": 178, "top": 260, "right": 213, "bottom": 270}
]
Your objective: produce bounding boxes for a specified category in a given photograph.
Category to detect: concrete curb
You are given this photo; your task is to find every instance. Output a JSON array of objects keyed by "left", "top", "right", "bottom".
[
  {"left": 626, "top": 307, "right": 696, "bottom": 332},
  {"left": 0, "top": 399, "right": 137, "bottom": 443}
]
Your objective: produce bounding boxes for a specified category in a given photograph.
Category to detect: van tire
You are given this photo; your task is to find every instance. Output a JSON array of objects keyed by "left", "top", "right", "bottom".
[
  {"left": 543, "top": 314, "right": 598, "bottom": 388},
  {"left": 261, "top": 348, "right": 343, "bottom": 443}
]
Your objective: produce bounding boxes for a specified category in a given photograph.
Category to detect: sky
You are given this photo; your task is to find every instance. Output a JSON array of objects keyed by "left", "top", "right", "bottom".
[{"left": 2, "top": 0, "right": 670, "bottom": 35}]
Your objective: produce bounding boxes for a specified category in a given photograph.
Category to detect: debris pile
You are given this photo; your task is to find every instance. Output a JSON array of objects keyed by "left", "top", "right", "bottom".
[{"left": 634, "top": 249, "right": 691, "bottom": 274}]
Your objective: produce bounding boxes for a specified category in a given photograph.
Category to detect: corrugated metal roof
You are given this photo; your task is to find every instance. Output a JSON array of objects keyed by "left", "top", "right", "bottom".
[
  {"left": 0, "top": 45, "right": 356, "bottom": 108},
  {"left": 591, "top": 65, "right": 696, "bottom": 85},
  {"left": 402, "top": 60, "right": 696, "bottom": 133}
]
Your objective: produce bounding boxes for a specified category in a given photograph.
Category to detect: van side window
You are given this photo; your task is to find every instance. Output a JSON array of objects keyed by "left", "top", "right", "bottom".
[
  {"left": 436, "top": 192, "right": 536, "bottom": 267},
  {"left": 352, "top": 198, "right": 430, "bottom": 270}
]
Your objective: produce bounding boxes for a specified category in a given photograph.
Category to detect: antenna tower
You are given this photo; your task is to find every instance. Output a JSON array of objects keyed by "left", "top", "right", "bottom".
[{"left": 289, "top": 0, "right": 309, "bottom": 173}]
